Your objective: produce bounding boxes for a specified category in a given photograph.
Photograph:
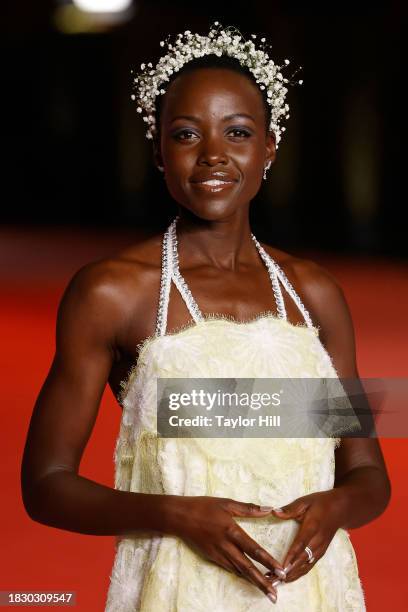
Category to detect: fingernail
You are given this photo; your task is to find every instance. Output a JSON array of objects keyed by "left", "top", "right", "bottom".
[
  {"left": 271, "top": 578, "right": 281, "bottom": 587},
  {"left": 267, "top": 592, "right": 277, "bottom": 604},
  {"left": 274, "top": 568, "right": 286, "bottom": 579},
  {"left": 284, "top": 563, "right": 293, "bottom": 573},
  {"left": 273, "top": 507, "right": 283, "bottom": 512},
  {"left": 260, "top": 506, "right": 273, "bottom": 512}
]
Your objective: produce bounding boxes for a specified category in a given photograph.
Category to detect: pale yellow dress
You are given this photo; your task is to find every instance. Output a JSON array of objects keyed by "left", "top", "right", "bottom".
[{"left": 104, "top": 217, "right": 366, "bottom": 611}]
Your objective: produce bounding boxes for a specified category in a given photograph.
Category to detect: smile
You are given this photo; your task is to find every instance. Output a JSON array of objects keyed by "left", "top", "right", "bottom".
[
  {"left": 199, "top": 179, "right": 233, "bottom": 186},
  {"left": 191, "top": 180, "right": 236, "bottom": 192}
]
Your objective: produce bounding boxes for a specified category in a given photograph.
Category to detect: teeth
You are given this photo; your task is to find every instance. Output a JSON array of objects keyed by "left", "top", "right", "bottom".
[{"left": 200, "top": 179, "right": 231, "bottom": 186}]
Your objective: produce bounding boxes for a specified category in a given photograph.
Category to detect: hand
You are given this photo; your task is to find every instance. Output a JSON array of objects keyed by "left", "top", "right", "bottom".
[
  {"left": 265, "top": 490, "right": 345, "bottom": 584},
  {"left": 168, "top": 495, "right": 284, "bottom": 604}
]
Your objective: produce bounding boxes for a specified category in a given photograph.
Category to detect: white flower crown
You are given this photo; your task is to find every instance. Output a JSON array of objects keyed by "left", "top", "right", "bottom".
[{"left": 131, "top": 21, "right": 303, "bottom": 147}]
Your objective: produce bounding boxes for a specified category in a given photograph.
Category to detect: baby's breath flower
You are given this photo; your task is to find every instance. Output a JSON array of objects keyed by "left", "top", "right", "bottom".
[{"left": 131, "top": 22, "right": 301, "bottom": 146}]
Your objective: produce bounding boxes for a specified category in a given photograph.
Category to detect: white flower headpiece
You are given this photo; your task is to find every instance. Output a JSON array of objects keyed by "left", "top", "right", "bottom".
[{"left": 131, "top": 21, "right": 302, "bottom": 147}]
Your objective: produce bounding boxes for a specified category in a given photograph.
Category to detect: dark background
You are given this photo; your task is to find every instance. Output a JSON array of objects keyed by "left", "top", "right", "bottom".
[{"left": 3, "top": 0, "right": 407, "bottom": 256}]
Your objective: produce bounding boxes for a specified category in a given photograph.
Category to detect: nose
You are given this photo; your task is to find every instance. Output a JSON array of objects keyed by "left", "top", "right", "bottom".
[{"left": 197, "top": 133, "right": 228, "bottom": 166}]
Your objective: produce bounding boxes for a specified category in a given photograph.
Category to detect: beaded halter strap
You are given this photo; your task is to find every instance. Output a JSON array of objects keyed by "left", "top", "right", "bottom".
[{"left": 155, "top": 216, "right": 314, "bottom": 337}]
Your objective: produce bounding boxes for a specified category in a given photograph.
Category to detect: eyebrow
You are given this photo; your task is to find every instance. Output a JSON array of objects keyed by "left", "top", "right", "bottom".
[{"left": 170, "top": 113, "right": 256, "bottom": 124}]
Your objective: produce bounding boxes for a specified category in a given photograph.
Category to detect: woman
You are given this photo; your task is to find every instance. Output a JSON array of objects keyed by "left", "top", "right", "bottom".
[{"left": 21, "top": 23, "right": 390, "bottom": 611}]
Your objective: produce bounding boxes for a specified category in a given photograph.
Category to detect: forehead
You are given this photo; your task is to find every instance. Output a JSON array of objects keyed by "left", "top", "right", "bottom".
[{"left": 161, "top": 68, "right": 265, "bottom": 122}]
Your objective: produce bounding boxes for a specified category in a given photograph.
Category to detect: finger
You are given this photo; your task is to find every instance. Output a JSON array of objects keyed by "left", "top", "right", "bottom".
[
  {"left": 284, "top": 543, "right": 322, "bottom": 583},
  {"left": 281, "top": 520, "right": 318, "bottom": 575},
  {"left": 289, "top": 537, "right": 328, "bottom": 581},
  {"left": 284, "top": 533, "right": 322, "bottom": 580},
  {"left": 283, "top": 564, "right": 313, "bottom": 584},
  {"left": 264, "top": 573, "right": 283, "bottom": 589},
  {"left": 272, "top": 499, "right": 309, "bottom": 520},
  {"left": 227, "top": 522, "right": 284, "bottom": 574},
  {"left": 226, "top": 500, "right": 275, "bottom": 517},
  {"left": 213, "top": 552, "right": 243, "bottom": 578},
  {"left": 224, "top": 546, "right": 278, "bottom": 602}
]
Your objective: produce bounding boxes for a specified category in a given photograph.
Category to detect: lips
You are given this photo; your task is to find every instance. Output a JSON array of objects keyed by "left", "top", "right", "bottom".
[
  {"left": 190, "top": 172, "right": 238, "bottom": 193},
  {"left": 191, "top": 182, "right": 236, "bottom": 193},
  {"left": 197, "top": 179, "right": 235, "bottom": 186},
  {"left": 190, "top": 172, "right": 238, "bottom": 184}
]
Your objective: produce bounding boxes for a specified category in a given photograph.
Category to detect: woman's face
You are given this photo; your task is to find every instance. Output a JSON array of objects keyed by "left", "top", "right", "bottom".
[{"left": 155, "top": 68, "right": 276, "bottom": 221}]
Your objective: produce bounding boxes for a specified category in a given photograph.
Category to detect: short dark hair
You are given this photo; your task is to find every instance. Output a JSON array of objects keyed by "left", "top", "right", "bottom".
[{"left": 154, "top": 54, "right": 272, "bottom": 139}]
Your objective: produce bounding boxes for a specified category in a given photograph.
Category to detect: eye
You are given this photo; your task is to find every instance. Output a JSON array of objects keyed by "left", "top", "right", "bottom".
[
  {"left": 173, "top": 129, "right": 199, "bottom": 141},
  {"left": 227, "top": 127, "right": 252, "bottom": 138}
]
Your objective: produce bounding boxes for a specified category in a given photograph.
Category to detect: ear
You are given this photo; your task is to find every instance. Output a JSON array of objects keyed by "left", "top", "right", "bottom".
[
  {"left": 152, "top": 136, "right": 164, "bottom": 171},
  {"left": 265, "top": 130, "right": 277, "bottom": 166}
]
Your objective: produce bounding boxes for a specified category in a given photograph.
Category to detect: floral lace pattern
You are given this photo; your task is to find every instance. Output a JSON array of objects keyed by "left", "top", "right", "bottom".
[{"left": 104, "top": 317, "right": 366, "bottom": 611}]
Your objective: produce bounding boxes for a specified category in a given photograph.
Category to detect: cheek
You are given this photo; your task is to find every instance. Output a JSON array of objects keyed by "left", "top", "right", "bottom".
[
  {"left": 236, "top": 147, "right": 264, "bottom": 175},
  {"left": 233, "top": 146, "right": 265, "bottom": 192},
  {"left": 160, "top": 145, "right": 193, "bottom": 203},
  {"left": 226, "top": 138, "right": 266, "bottom": 178},
  {"left": 161, "top": 142, "right": 195, "bottom": 179}
]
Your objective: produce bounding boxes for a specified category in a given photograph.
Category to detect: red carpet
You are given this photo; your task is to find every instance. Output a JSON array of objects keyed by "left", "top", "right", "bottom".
[{"left": 1, "top": 228, "right": 407, "bottom": 610}]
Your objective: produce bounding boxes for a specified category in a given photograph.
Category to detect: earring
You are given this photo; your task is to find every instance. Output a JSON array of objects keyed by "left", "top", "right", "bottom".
[
  {"left": 158, "top": 165, "right": 164, "bottom": 173},
  {"left": 263, "top": 160, "right": 272, "bottom": 180}
]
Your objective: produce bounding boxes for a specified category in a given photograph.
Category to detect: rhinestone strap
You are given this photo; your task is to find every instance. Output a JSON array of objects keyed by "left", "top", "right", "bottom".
[
  {"left": 169, "top": 217, "right": 204, "bottom": 324},
  {"left": 273, "top": 262, "right": 315, "bottom": 329},
  {"left": 252, "top": 233, "right": 315, "bottom": 329},
  {"left": 155, "top": 223, "right": 173, "bottom": 337},
  {"left": 251, "top": 234, "right": 287, "bottom": 322}
]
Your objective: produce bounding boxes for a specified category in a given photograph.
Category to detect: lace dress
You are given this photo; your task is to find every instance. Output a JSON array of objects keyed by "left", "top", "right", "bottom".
[{"left": 104, "top": 218, "right": 366, "bottom": 611}]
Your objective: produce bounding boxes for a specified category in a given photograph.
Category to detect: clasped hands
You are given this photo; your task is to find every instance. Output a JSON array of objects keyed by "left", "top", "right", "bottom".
[{"left": 172, "top": 488, "right": 346, "bottom": 605}]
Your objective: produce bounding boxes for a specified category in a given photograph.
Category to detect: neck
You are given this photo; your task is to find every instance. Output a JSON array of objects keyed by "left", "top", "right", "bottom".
[{"left": 174, "top": 211, "right": 261, "bottom": 272}]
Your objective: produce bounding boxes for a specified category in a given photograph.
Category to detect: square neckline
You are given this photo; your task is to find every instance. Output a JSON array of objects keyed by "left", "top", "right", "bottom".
[{"left": 117, "top": 311, "right": 320, "bottom": 407}]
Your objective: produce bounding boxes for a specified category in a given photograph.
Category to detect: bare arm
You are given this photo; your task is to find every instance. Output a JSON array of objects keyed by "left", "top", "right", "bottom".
[
  {"left": 270, "top": 260, "right": 392, "bottom": 584},
  {"left": 20, "top": 261, "right": 177, "bottom": 537},
  {"left": 298, "top": 260, "right": 391, "bottom": 529}
]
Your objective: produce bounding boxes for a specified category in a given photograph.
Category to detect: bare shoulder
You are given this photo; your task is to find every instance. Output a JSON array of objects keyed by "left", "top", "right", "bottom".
[
  {"left": 261, "top": 244, "right": 357, "bottom": 373},
  {"left": 287, "top": 256, "right": 347, "bottom": 317},
  {"left": 260, "top": 243, "right": 346, "bottom": 316},
  {"left": 57, "top": 233, "right": 163, "bottom": 344},
  {"left": 65, "top": 232, "right": 162, "bottom": 299}
]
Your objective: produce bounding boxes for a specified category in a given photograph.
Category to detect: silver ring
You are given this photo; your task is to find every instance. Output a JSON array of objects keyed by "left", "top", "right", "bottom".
[{"left": 304, "top": 546, "right": 314, "bottom": 563}]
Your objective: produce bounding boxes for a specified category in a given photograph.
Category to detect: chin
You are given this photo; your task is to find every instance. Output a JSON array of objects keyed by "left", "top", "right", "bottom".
[{"left": 178, "top": 199, "right": 244, "bottom": 223}]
